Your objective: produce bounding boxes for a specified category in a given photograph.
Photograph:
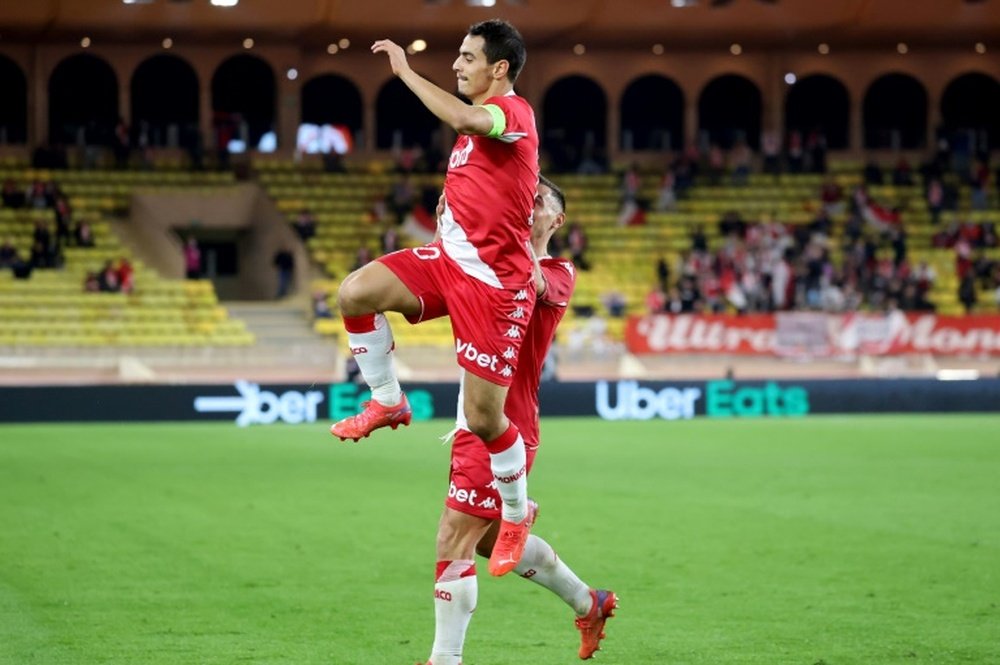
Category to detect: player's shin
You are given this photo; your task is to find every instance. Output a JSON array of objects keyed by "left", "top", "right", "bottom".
[
  {"left": 514, "top": 535, "right": 593, "bottom": 616},
  {"left": 342, "top": 312, "right": 402, "bottom": 406},
  {"left": 484, "top": 424, "right": 528, "bottom": 524},
  {"left": 429, "top": 560, "right": 477, "bottom": 665}
]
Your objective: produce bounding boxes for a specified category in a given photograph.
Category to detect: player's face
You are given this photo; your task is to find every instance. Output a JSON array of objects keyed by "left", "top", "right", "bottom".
[
  {"left": 532, "top": 185, "right": 561, "bottom": 242},
  {"left": 453, "top": 35, "right": 492, "bottom": 101}
]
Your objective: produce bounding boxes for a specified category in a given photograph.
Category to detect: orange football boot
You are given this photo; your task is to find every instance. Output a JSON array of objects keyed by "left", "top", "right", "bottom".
[
  {"left": 330, "top": 393, "right": 412, "bottom": 441},
  {"left": 575, "top": 589, "right": 619, "bottom": 660}
]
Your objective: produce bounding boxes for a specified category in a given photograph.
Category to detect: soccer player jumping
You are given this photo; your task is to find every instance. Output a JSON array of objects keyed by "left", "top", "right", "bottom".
[
  {"left": 331, "top": 20, "right": 539, "bottom": 576},
  {"left": 423, "top": 176, "right": 618, "bottom": 665}
]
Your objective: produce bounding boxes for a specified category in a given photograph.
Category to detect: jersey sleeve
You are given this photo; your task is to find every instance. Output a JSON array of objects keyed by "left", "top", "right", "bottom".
[
  {"left": 540, "top": 258, "right": 576, "bottom": 307},
  {"left": 482, "top": 95, "right": 531, "bottom": 143}
]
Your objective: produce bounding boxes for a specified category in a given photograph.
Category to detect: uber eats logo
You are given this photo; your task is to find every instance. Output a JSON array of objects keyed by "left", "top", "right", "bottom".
[
  {"left": 705, "top": 380, "right": 809, "bottom": 418},
  {"left": 594, "top": 380, "right": 810, "bottom": 420},
  {"left": 328, "top": 384, "right": 435, "bottom": 422}
]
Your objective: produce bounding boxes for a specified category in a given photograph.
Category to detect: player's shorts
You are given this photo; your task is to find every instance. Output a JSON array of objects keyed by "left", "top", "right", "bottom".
[
  {"left": 377, "top": 242, "right": 536, "bottom": 387},
  {"left": 445, "top": 428, "right": 539, "bottom": 520}
]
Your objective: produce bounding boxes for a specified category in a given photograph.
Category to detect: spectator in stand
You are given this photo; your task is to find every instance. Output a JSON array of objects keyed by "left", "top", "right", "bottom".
[
  {"left": 761, "top": 130, "right": 781, "bottom": 176},
  {"left": 54, "top": 196, "right": 73, "bottom": 247},
  {"left": 114, "top": 118, "right": 131, "bottom": 168},
  {"left": 655, "top": 255, "right": 670, "bottom": 291},
  {"left": 819, "top": 176, "right": 844, "bottom": 215},
  {"left": 1, "top": 179, "right": 24, "bottom": 208},
  {"left": 958, "top": 273, "right": 977, "bottom": 314},
  {"left": 806, "top": 128, "right": 827, "bottom": 174},
  {"left": 381, "top": 224, "right": 400, "bottom": 255},
  {"left": 690, "top": 223, "right": 708, "bottom": 253},
  {"left": 730, "top": 140, "right": 752, "bottom": 186},
  {"left": 313, "top": 291, "right": 334, "bottom": 319},
  {"left": 566, "top": 222, "right": 590, "bottom": 271},
  {"left": 707, "top": 144, "right": 725, "bottom": 186},
  {"left": 117, "top": 258, "right": 135, "bottom": 294},
  {"left": 665, "top": 286, "right": 684, "bottom": 314},
  {"left": 645, "top": 285, "right": 667, "bottom": 314},
  {"left": 654, "top": 168, "right": 677, "bottom": 211},
  {"left": 863, "top": 158, "right": 884, "bottom": 185},
  {"left": 74, "top": 219, "right": 95, "bottom": 247},
  {"left": 970, "top": 160, "right": 990, "bottom": 211},
  {"left": 892, "top": 157, "right": 914, "bottom": 186},
  {"left": 97, "top": 260, "right": 121, "bottom": 292},
  {"left": 677, "top": 274, "right": 702, "bottom": 312},
  {"left": 11, "top": 251, "right": 32, "bottom": 279},
  {"left": 0, "top": 238, "right": 16, "bottom": 269},
  {"left": 184, "top": 237, "right": 202, "bottom": 279},
  {"left": 602, "top": 290, "right": 627, "bottom": 318},
  {"left": 786, "top": 130, "right": 804, "bottom": 174},
  {"left": 388, "top": 174, "right": 416, "bottom": 225},
  {"left": 83, "top": 271, "right": 100, "bottom": 292},
  {"left": 351, "top": 245, "right": 372, "bottom": 272},
  {"left": 718, "top": 211, "right": 746, "bottom": 239},
  {"left": 27, "top": 181, "right": 48, "bottom": 209},
  {"left": 273, "top": 247, "right": 296, "bottom": 298},
  {"left": 293, "top": 209, "right": 317, "bottom": 242},
  {"left": 927, "top": 177, "right": 945, "bottom": 225}
]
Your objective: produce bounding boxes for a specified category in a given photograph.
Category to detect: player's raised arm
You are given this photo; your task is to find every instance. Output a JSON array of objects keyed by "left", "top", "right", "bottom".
[{"left": 372, "top": 39, "right": 495, "bottom": 136}]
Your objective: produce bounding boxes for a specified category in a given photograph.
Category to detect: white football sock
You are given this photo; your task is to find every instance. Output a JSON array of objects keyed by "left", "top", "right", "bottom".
[
  {"left": 345, "top": 313, "right": 402, "bottom": 406},
  {"left": 430, "top": 561, "right": 477, "bottom": 665},
  {"left": 488, "top": 436, "right": 528, "bottom": 523},
  {"left": 514, "top": 535, "right": 592, "bottom": 616}
]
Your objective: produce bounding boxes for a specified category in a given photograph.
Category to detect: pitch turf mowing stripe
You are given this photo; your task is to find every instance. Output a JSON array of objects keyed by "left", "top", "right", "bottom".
[{"left": 0, "top": 417, "right": 998, "bottom": 664}]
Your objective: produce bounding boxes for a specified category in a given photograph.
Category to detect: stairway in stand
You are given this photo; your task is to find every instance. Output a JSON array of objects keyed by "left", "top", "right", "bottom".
[{"left": 225, "top": 301, "right": 338, "bottom": 372}]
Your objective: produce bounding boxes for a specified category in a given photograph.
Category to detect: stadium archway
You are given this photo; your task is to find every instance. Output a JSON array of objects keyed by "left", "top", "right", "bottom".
[
  {"left": 301, "top": 74, "right": 363, "bottom": 135},
  {"left": 49, "top": 53, "right": 119, "bottom": 145},
  {"left": 543, "top": 75, "right": 607, "bottom": 172},
  {"left": 698, "top": 74, "right": 761, "bottom": 149},
  {"left": 784, "top": 74, "right": 850, "bottom": 149},
  {"left": 941, "top": 72, "right": 1000, "bottom": 151},
  {"left": 212, "top": 54, "right": 276, "bottom": 149},
  {"left": 0, "top": 54, "right": 27, "bottom": 144},
  {"left": 620, "top": 74, "right": 684, "bottom": 151},
  {"left": 863, "top": 73, "right": 928, "bottom": 149},
  {"left": 375, "top": 76, "right": 441, "bottom": 151},
  {"left": 131, "top": 54, "right": 199, "bottom": 149}
]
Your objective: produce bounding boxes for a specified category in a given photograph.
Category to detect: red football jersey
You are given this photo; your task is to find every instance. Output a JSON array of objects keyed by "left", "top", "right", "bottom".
[
  {"left": 504, "top": 256, "right": 576, "bottom": 445},
  {"left": 439, "top": 92, "right": 539, "bottom": 290}
]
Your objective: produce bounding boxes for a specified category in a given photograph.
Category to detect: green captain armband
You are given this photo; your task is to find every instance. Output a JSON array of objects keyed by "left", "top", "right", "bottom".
[{"left": 481, "top": 104, "right": 507, "bottom": 139}]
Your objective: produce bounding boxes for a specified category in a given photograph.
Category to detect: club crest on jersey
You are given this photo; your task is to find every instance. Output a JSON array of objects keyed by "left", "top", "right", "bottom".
[{"left": 449, "top": 137, "right": 474, "bottom": 169}]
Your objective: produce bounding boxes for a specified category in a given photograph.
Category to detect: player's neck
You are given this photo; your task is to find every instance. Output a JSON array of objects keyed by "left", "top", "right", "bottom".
[{"left": 472, "top": 80, "right": 513, "bottom": 105}]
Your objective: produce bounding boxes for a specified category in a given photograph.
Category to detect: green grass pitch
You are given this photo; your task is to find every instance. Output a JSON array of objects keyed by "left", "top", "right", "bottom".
[{"left": 1, "top": 416, "right": 998, "bottom": 665}]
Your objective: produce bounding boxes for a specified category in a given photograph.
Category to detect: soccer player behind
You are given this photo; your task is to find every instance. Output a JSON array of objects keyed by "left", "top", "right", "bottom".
[
  {"left": 423, "top": 176, "right": 618, "bottom": 665},
  {"left": 332, "top": 20, "right": 539, "bottom": 577}
]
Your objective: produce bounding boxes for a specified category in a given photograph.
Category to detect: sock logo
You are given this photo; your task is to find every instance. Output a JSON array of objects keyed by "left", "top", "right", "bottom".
[
  {"left": 434, "top": 589, "right": 453, "bottom": 602},
  {"left": 350, "top": 346, "right": 368, "bottom": 355},
  {"left": 494, "top": 465, "right": 526, "bottom": 484},
  {"left": 520, "top": 569, "right": 537, "bottom": 579}
]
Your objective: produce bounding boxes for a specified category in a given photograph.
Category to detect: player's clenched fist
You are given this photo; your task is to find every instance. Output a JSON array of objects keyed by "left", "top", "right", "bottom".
[{"left": 371, "top": 39, "right": 410, "bottom": 77}]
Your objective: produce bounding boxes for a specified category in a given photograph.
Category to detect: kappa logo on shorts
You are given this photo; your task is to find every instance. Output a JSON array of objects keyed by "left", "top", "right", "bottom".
[
  {"left": 478, "top": 497, "right": 497, "bottom": 510},
  {"left": 513, "top": 289, "right": 529, "bottom": 301},
  {"left": 509, "top": 307, "right": 526, "bottom": 319},
  {"left": 503, "top": 325, "right": 521, "bottom": 339},
  {"left": 502, "top": 346, "right": 516, "bottom": 360},
  {"left": 500, "top": 366, "right": 513, "bottom": 378},
  {"left": 455, "top": 338, "right": 500, "bottom": 372}
]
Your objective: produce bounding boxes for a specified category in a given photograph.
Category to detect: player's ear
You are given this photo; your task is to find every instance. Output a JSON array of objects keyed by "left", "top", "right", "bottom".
[
  {"left": 492, "top": 59, "right": 509, "bottom": 81},
  {"left": 552, "top": 211, "right": 566, "bottom": 232}
]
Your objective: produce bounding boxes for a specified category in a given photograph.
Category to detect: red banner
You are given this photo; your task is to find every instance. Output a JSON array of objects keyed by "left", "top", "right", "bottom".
[{"left": 625, "top": 313, "right": 1000, "bottom": 356}]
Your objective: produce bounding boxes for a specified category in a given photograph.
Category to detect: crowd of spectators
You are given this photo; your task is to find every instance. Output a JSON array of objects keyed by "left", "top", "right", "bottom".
[{"left": 0, "top": 178, "right": 103, "bottom": 280}]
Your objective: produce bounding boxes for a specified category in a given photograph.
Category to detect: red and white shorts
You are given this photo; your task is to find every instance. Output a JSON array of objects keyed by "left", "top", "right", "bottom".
[
  {"left": 445, "top": 429, "right": 539, "bottom": 520},
  {"left": 377, "top": 242, "right": 535, "bottom": 387}
]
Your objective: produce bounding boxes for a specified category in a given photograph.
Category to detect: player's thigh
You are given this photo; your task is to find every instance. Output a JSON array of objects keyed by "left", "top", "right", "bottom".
[
  {"left": 461, "top": 372, "right": 510, "bottom": 438},
  {"left": 337, "top": 260, "right": 421, "bottom": 317},
  {"left": 437, "top": 507, "right": 494, "bottom": 561}
]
